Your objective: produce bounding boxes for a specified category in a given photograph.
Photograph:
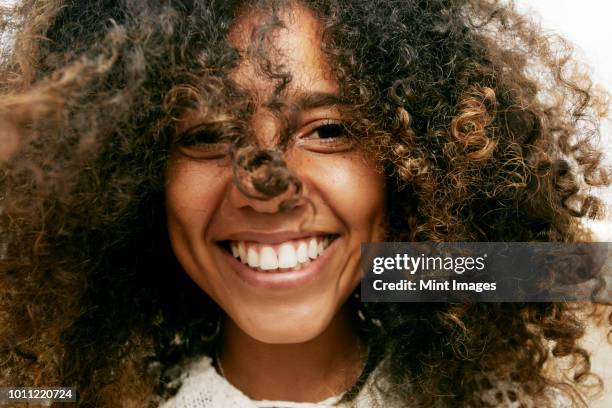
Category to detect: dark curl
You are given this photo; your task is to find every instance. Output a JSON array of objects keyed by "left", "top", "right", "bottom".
[
  {"left": 1, "top": 0, "right": 611, "bottom": 406},
  {"left": 231, "top": 145, "right": 303, "bottom": 205}
]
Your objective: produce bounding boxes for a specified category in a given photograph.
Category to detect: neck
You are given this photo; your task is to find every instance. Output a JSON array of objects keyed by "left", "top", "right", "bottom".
[{"left": 217, "top": 303, "right": 366, "bottom": 402}]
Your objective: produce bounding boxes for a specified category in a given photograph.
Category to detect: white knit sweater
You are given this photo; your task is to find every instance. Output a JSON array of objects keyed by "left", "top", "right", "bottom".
[
  {"left": 158, "top": 356, "right": 395, "bottom": 408},
  {"left": 158, "top": 356, "right": 570, "bottom": 407}
]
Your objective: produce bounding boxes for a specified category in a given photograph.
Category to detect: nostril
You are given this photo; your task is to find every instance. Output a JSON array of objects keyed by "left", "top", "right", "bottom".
[{"left": 278, "top": 196, "right": 300, "bottom": 213}]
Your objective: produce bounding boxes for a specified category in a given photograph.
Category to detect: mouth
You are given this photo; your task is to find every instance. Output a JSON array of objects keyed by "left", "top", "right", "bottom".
[{"left": 217, "top": 234, "right": 339, "bottom": 273}]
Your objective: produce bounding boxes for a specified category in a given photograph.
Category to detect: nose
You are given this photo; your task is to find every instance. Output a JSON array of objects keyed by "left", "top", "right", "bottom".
[
  {"left": 228, "top": 146, "right": 303, "bottom": 213},
  {"left": 229, "top": 182, "right": 302, "bottom": 213}
]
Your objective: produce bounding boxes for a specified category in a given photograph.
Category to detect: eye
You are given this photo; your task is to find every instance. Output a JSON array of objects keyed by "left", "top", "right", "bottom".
[
  {"left": 312, "top": 123, "right": 346, "bottom": 139},
  {"left": 174, "top": 124, "right": 232, "bottom": 159},
  {"left": 298, "top": 120, "right": 353, "bottom": 153},
  {"left": 179, "top": 130, "right": 221, "bottom": 146}
]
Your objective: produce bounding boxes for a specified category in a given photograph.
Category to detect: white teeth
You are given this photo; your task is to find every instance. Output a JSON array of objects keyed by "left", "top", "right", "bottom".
[
  {"left": 247, "top": 247, "right": 259, "bottom": 268},
  {"left": 259, "top": 246, "right": 279, "bottom": 270},
  {"left": 296, "top": 242, "right": 308, "bottom": 263},
  {"left": 317, "top": 240, "right": 324, "bottom": 256},
  {"left": 278, "top": 243, "right": 298, "bottom": 269},
  {"left": 238, "top": 242, "right": 247, "bottom": 264},
  {"left": 227, "top": 235, "right": 334, "bottom": 271},
  {"left": 308, "top": 238, "right": 318, "bottom": 259}
]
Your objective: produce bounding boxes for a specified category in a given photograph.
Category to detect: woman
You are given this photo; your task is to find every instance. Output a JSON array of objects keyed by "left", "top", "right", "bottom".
[{"left": 0, "top": 0, "right": 610, "bottom": 406}]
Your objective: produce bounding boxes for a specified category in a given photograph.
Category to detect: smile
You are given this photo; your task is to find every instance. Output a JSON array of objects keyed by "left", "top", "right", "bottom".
[
  {"left": 216, "top": 234, "right": 340, "bottom": 289},
  {"left": 226, "top": 235, "right": 335, "bottom": 271}
]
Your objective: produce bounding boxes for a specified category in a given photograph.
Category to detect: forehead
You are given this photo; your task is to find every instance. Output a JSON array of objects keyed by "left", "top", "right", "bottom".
[{"left": 227, "top": 2, "right": 339, "bottom": 102}]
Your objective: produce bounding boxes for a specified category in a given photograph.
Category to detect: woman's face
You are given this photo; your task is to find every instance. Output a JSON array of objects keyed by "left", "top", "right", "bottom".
[{"left": 165, "top": 4, "right": 386, "bottom": 343}]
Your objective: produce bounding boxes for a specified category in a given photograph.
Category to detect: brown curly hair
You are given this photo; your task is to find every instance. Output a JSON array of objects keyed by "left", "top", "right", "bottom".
[{"left": 1, "top": 0, "right": 611, "bottom": 406}]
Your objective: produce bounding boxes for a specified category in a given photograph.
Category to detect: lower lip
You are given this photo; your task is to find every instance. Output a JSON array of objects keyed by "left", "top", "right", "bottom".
[{"left": 219, "top": 238, "right": 340, "bottom": 290}]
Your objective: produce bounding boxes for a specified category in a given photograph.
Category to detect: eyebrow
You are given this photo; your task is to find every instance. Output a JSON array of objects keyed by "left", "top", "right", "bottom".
[{"left": 293, "top": 92, "right": 349, "bottom": 110}]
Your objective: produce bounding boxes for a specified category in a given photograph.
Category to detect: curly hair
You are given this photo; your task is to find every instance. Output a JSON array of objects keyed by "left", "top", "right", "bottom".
[{"left": 1, "top": 0, "right": 611, "bottom": 406}]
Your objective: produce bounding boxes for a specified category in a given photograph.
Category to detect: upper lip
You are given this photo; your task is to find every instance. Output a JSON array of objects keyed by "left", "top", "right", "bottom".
[{"left": 219, "top": 231, "right": 333, "bottom": 245}]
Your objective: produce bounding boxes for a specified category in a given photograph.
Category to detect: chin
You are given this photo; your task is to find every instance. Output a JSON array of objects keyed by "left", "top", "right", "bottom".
[{"left": 232, "top": 299, "right": 337, "bottom": 344}]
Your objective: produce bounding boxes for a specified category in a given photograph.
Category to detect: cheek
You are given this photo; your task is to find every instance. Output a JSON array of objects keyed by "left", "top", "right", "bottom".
[
  {"left": 164, "top": 159, "right": 229, "bottom": 248},
  {"left": 298, "top": 153, "right": 386, "bottom": 234}
]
